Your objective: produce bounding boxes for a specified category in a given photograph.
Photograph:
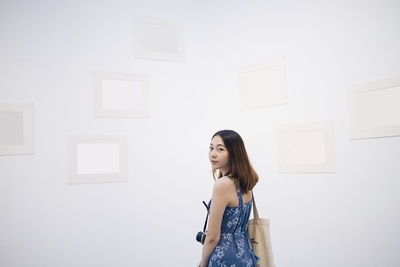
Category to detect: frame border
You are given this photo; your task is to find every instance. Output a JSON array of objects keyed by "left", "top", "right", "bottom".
[
  {"left": 133, "top": 16, "right": 185, "bottom": 62},
  {"left": 277, "top": 120, "right": 336, "bottom": 173},
  {"left": 238, "top": 57, "right": 287, "bottom": 111},
  {"left": 68, "top": 135, "right": 128, "bottom": 184},
  {"left": 0, "top": 103, "right": 33, "bottom": 156},
  {"left": 347, "top": 75, "right": 400, "bottom": 140},
  {"left": 93, "top": 71, "right": 150, "bottom": 118}
]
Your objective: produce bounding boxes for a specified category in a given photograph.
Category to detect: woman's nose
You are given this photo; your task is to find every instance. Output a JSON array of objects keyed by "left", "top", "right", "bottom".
[{"left": 210, "top": 150, "right": 216, "bottom": 157}]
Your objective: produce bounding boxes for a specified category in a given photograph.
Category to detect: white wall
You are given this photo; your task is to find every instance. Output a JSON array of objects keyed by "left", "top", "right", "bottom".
[{"left": 0, "top": 0, "right": 399, "bottom": 266}]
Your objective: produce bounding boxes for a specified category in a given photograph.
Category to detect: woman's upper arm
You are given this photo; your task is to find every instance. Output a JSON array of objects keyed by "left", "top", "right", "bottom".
[{"left": 206, "top": 181, "right": 229, "bottom": 240}]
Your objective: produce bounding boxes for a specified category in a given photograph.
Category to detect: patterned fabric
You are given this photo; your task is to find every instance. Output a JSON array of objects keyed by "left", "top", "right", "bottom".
[{"left": 207, "top": 186, "right": 258, "bottom": 267}]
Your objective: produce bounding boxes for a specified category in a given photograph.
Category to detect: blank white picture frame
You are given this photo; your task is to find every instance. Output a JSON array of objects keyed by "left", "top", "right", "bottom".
[
  {"left": 133, "top": 17, "right": 185, "bottom": 62},
  {"left": 239, "top": 58, "right": 287, "bottom": 111},
  {"left": 278, "top": 120, "right": 336, "bottom": 173},
  {"left": 93, "top": 72, "right": 150, "bottom": 118},
  {"left": 68, "top": 135, "right": 128, "bottom": 184},
  {"left": 348, "top": 76, "right": 400, "bottom": 139},
  {"left": 0, "top": 103, "right": 33, "bottom": 155}
]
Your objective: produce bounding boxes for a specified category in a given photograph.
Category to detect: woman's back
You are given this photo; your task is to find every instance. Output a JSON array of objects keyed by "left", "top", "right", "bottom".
[{"left": 208, "top": 179, "right": 257, "bottom": 267}]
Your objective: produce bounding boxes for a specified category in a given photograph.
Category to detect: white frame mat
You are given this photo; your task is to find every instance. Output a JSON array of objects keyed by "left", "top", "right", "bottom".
[
  {"left": 68, "top": 135, "right": 128, "bottom": 184},
  {"left": 93, "top": 72, "right": 150, "bottom": 118},
  {"left": 0, "top": 103, "right": 33, "bottom": 155},
  {"left": 277, "top": 120, "right": 336, "bottom": 173},
  {"left": 133, "top": 17, "right": 185, "bottom": 62},
  {"left": 239, "top": 58, "right": 287, "bottom": 111},
  {"left": 348, "top": 76, "right": 400, "bottom": 139}
]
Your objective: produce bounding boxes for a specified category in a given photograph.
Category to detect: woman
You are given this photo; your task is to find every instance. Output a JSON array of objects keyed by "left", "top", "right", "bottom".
[{"left": 199, "top": 130, "right": 259, "bottom": 267}]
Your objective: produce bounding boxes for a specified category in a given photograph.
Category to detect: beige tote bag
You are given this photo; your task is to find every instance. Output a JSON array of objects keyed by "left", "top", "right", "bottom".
[{"left": 247, "top": 192, "right": 276, "bottom": 267}]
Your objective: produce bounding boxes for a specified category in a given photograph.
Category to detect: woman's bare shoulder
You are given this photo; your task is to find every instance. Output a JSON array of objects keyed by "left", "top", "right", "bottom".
[
  {"left": 213, "top": 176, "right": 235, "bottom": 192},
  {"left": 216, "top": 176, "right": 235, "bottom": 185}
]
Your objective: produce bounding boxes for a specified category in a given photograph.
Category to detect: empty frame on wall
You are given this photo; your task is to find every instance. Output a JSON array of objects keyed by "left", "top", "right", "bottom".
[
  {"left": 278, "top": 120, "right": 336, "bottom": 173},
  {"left": 348, "top": 76, "right": 400, "bottom": 139},
  {"left": 133, "top": 17, "right": 185, "bottom": 62},
  {"left": 0, "top": 103, "right": 33, "bottom": 155},
  {"left": 239, "top": 58, "right": 287, "bottom": 111},
  {"left": 68, "top": 135, "right": 128, "bottom": 184},
  {"left": 93, "top": 72, "right": 150, "bottom": 118}
]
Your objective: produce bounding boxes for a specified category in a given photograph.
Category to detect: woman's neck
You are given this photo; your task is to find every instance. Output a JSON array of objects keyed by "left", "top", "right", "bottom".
[{"left": 221, "top": 168, "right": 230, "bottom": 177}]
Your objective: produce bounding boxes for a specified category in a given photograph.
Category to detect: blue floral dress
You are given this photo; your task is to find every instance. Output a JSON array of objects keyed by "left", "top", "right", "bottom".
[{"left": 207, "top": 186, "right": 258, "bottom": 267}]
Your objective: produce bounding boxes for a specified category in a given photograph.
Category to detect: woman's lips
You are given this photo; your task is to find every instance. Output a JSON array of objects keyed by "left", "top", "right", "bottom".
[{"left": 211, "top": 160, "right": 218, "bottom": 164}]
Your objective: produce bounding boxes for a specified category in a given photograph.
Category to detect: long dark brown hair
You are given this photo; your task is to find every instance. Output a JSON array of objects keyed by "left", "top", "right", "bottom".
[{"left": 212, "top": 130, "right": 258, "bottom": 193}]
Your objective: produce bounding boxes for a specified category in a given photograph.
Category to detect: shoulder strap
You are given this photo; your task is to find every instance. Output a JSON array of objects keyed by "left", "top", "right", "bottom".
[
  {"left": 233, "top": 186, "right": 245, "bottom": 233},
  {"left": 202, "top": 200, "right": 210, "bottom": 232},
  {"left": 251, "top": 191, "right": 260, "bottom": 221},
  {"left": 236, "top": 189, "right": 243, "bottom": 206}
]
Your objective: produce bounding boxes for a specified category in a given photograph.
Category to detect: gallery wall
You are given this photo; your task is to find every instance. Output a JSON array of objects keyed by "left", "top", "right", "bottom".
[
  {"left": 205, "top": 1, "right": 400, "bottom": 266},
  {"left": 1, "top": 0, "right": 399, "bottom": 266}
]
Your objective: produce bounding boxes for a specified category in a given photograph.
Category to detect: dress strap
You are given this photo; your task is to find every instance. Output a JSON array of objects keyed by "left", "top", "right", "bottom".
[
  {"left": 236, "top": 190, "right": 243, "bottom": 207},
  {"left": 234, "top": 182, "right": 243, "bottom": 207},
  {"left": 233, "top": 183, "right": 245, "bottom": 233}
]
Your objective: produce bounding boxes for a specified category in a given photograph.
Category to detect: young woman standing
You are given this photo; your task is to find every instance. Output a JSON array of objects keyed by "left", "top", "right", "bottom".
[{"left": 199, "top": 130, "right": 259, "bottom": 267}]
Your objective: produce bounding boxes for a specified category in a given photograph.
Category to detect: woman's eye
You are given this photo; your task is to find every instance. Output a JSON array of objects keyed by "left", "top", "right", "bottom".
[{"left": 218, "top": 148, "right": 223, "bottom": 152}]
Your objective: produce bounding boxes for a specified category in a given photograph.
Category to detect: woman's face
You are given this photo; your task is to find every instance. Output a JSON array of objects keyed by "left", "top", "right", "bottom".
[{"left": 209, "top": 135, "right": 230, "bottom": 171}]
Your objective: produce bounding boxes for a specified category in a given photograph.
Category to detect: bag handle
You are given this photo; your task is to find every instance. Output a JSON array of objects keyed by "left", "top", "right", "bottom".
[{"left": 251, "top": 191, "right": 261, "bottom": 221}]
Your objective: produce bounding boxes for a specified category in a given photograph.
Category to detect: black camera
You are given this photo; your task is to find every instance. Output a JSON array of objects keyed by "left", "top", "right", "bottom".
[
  {"left": 196, "top": 200, "right": 210, "bottom": 245},
  {"left": 196, "top": 231, "right": 206, "bottom": 244}
]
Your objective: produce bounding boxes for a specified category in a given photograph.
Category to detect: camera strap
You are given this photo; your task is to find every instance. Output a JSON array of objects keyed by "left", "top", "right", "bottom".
[{"left": 202, "top": 200, "right": 210, "bottom": 232}]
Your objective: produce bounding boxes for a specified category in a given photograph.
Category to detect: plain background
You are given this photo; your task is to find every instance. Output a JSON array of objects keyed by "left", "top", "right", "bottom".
[{"left": 0, "top": 0, "right": 399, "bottom": 266}]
